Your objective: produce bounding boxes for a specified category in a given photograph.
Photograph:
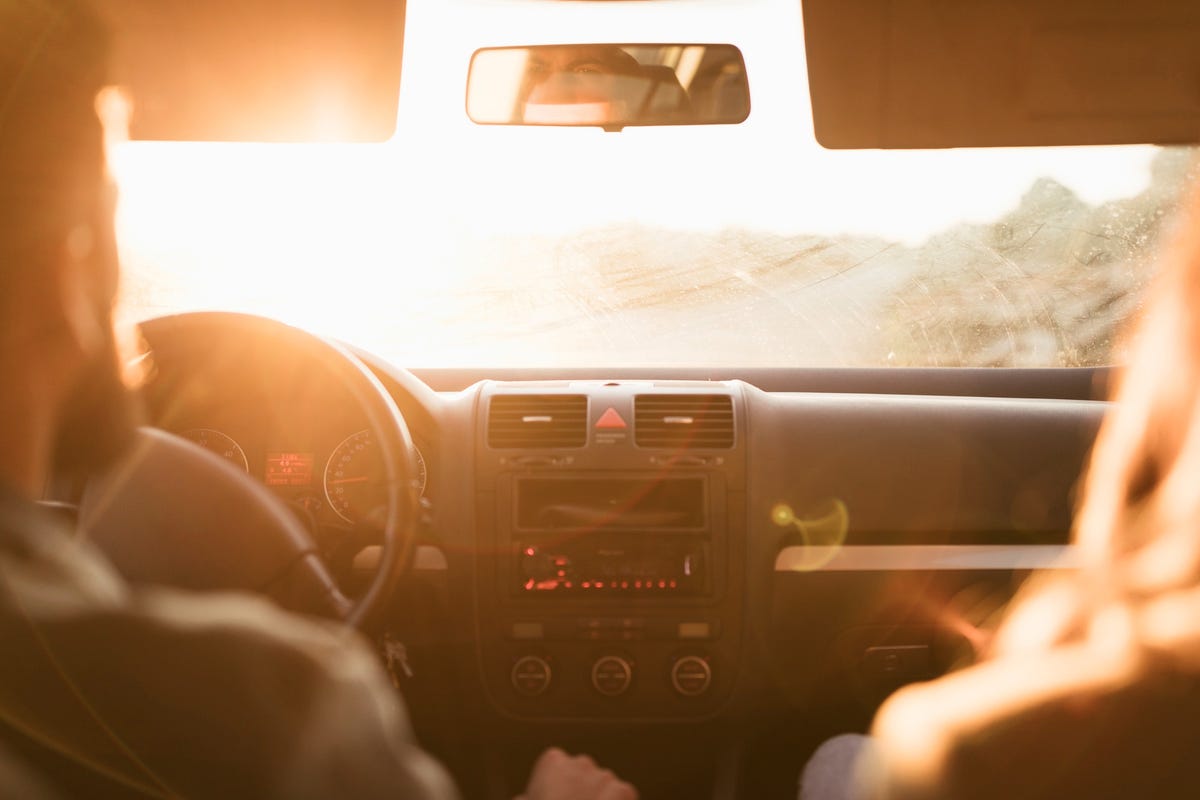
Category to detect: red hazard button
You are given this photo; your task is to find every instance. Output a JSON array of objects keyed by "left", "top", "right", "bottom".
[{"left": 595, "top": 407, "right": 627, "bottom": 429}]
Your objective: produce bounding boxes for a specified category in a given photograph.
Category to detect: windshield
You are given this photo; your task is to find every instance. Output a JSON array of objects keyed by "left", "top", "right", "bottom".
[{"left": 109, "top": 0, "right": 1198, "bottom": 369}]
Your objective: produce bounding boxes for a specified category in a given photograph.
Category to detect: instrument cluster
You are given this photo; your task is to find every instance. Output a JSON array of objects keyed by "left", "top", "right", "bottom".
[{"left": 179, "top": 426, "right": 427, "bottom": 527}]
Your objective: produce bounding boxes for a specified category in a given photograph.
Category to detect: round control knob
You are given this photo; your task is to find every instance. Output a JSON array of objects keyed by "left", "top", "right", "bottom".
[
  {"left": 671, "top": 656, "right": 712, "bottom": 696},
  {"left": 591, "top": 656, "right": 634, "bottom": 696},
  {"left": 511, "top": 655, "right": 552, "bottom": 696}
]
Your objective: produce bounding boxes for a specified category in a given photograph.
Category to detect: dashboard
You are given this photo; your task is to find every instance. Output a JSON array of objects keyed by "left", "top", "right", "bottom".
[{"left": 126, "top": 316, "right": 1106, "bottom": 798}]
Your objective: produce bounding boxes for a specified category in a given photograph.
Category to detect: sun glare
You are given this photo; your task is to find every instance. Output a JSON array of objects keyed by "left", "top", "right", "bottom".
[{"left": 111, "top": 0, "right": 1165, "bottom": 366}]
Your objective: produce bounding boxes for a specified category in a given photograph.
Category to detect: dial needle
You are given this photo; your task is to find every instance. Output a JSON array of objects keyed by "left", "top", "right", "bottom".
[{"left": 328, "top": 476, "right": 370, "bottom": 485}]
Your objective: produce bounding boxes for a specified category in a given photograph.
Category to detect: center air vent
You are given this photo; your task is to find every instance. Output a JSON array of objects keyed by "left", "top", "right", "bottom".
[
  {"left": 488, "top": 395, "right": 588, "bottom": 448},
  {"left": 634, "top": 394, "right": 735, "bottom": 449}
]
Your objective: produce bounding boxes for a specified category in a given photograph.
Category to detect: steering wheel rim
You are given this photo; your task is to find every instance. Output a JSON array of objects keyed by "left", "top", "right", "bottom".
[{"left": 133, "top": 311, "right": 421, "bottom": 630}]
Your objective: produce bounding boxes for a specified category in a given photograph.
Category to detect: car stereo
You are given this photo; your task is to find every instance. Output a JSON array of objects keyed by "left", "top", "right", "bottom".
[
  {"left": 511, "top": 476, "right": 711, "bottom": 597},
  {"left": 515, "top": 535, "right": 709, "bottom": 596}
]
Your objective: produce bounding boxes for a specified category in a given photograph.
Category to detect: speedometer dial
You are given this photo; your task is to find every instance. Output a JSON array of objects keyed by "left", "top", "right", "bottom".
[
  {"left": 179, "top": 428, "right": 249, "bottom": 472},
  {"left": 323, "top": 429, "right": 426, "bottom": 524}
]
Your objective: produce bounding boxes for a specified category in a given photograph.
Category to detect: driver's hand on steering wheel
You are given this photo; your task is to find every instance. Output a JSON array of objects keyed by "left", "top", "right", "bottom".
[{"left": 518, "top": 747, "right": 638, "bottom": 800}]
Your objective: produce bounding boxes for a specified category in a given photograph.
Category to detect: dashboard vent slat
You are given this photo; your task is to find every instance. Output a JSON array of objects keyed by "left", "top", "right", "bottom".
[
  {"left": 488, "top": 395, "right": 588, "bottom": 448},
  {"left": 634, "top": 394, "right": 735, "bottom": 449}
]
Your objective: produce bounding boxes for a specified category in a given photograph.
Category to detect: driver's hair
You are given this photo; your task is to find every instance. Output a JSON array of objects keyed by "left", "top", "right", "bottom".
[{"left": 0, "top": 0, "right": 109, "bottom": 276}]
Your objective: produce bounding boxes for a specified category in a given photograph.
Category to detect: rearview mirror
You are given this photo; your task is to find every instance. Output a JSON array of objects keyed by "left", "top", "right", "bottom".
[{"left": 466, "top": 44, "right": 750, "bottom": 131}]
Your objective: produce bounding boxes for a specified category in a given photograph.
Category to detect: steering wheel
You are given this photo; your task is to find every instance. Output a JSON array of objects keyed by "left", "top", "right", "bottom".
[{"left": 79, "top": 312, "right": 422, "bottom": 630}]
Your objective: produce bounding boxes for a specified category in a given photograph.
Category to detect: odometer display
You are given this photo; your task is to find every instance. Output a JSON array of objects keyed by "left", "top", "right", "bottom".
[{"left": 265, "top": 451, "right": 314, "bottom": 486}]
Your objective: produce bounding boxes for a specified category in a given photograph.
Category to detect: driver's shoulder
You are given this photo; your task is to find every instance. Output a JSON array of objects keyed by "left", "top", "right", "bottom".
[
  {"left": 0, "top": 517, "right": 423, "bottom": 798},
  {"left": 0, "top": 488, "right": 373, "bottom": 689},
  {"left": 0, "top": 488, "right": 386, "bottom": 743}
]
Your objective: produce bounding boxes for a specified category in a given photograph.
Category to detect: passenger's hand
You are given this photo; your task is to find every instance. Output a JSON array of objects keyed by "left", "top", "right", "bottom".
[{"left": 518, "top": 747, "right": 637, "bottom": 800}]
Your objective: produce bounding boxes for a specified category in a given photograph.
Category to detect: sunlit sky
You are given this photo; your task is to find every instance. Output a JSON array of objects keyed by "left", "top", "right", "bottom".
[{"left": 109, "top": 0, "right": 1164, "bottom": 366}]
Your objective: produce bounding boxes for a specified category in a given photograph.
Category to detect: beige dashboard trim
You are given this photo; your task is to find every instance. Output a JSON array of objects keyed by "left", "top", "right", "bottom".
[
  {"left": 774, "top": 544, "right": 1079, "bottom": 572},
  {"left": 354, "top": 544, "right": 448, "bottom": 571}
]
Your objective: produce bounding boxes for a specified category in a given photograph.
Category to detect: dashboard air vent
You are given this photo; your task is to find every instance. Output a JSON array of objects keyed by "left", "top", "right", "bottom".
[
  {"left": 488, "top": 395, "right": 588, "bottom": 448},
  {"left": 634, "top": 394, "right": 734, "bottom": 449}
]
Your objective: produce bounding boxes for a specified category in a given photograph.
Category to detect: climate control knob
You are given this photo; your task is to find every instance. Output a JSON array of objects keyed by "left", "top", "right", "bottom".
[
  {"left": 671, "top": 655, "right": 712, "bottom": 696},
  {"left": 591, "top": 656, "right": 634, "bottom": 696},
  {"left": 511, "top": 655, "right": 552, "bottom": 696}
]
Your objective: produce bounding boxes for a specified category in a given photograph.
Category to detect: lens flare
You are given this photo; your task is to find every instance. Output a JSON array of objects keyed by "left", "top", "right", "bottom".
[{"left": 770, "top": 498, "right": 850, "bottom": 571}]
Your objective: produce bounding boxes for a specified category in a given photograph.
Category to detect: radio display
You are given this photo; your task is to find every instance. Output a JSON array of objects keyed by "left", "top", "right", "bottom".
[{"left": 516, "top": 536, "right": 709, "bottom": 596}]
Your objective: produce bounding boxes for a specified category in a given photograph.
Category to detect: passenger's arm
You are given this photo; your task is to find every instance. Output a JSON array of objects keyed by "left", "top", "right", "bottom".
[{"left": 866, "top": 601, "right": 1200, "bottom": 800}]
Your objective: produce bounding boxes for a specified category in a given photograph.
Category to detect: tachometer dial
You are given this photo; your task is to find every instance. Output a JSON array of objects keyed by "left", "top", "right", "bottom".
[
  {"left": 179, "top": 428, "right": 249, "bottom": 472},
  {"left": 323, "top": 429, "right": 426, "bottom": 524}
]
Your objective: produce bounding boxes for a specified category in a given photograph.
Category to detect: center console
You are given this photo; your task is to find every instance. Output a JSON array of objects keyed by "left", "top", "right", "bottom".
[{"left": 473, "top": 382, "right": 746, "bottom": 721}]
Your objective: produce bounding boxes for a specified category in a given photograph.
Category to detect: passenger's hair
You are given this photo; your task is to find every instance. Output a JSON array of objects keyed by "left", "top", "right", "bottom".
[
  {"left": 1073, "top": 185, "right": 1200, "bottom": 599},
  {"left": 993, "top": 180, "right": 1200, "bottom": 653},
  {"left": 0, "top": 0, "right": 109, "bottom": 267}
]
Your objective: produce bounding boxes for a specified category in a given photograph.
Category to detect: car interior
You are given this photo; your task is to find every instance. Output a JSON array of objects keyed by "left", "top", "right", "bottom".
[{"left": 45, "top": 0, "right": 1200, "bottom": 797}]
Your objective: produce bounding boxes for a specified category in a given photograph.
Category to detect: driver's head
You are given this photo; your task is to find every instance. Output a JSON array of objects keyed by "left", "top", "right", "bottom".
[
  {"left": 520, "top": 45, "right": 643, "bottom": 125},
  {"left": 0, "top": 0, "right": 139, "bottom": 489}
]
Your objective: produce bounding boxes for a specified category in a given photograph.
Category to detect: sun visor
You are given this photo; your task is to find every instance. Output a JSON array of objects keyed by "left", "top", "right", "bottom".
[
  {"left": 803, "top": 0, "right": 1200, "bottom": 149},
  {"left": 100, "top": 0, "right": 405, "bottom": 142}
]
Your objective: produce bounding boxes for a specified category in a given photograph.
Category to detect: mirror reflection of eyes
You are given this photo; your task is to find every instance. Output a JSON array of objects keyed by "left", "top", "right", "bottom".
[
  {"left": 565, "top": 60, "right": 614, "bottom": 75},
  {"left": 526, "top": 58, "right": 615, "bottom": 77}
]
